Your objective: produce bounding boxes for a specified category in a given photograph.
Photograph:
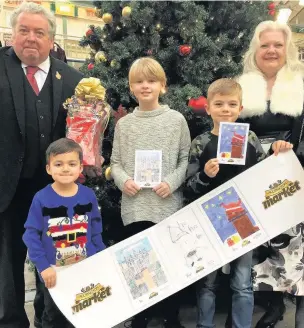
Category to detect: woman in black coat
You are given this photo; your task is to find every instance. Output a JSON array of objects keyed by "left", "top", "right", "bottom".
[{"left": 238, "top": 20, "right": 304, "bottom": 328}]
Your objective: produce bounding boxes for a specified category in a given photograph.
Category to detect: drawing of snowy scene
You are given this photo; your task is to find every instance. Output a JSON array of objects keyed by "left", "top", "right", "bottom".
[
  {"left": 134, "top": 150, "right": 162, "bottom": 188},
  {"left": 201, "top": 186, "right": 263, "bottom": 253},
  {"left": 155, "top": 209, "right": 220, "bottom": 282},
  {"left": 115, "top": 237, "right": 168, "bottom": 305},
  {"left": 217, "top": 123, "right": 249, "bottom": 165}
]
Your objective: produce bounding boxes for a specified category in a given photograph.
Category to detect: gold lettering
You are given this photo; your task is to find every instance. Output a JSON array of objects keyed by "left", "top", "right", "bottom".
[
  {"left": 262, "top": 180, "right": 300, "bottom": 209},
  {"left": 72, "top": 285, "right": 112, "bottom": 313}
]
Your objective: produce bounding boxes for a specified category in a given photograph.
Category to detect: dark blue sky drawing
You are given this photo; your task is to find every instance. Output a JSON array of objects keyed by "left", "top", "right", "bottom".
[
  {"left": 219, "top": 124, "right": 249, "bottom": 154},
  {"left": 201, "top": 187, "right": 257, "bottom": 243}
]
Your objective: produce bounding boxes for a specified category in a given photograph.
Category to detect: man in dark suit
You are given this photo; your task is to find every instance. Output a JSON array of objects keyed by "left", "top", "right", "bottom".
[{"left": 0, "top": 3, "right": 82, "bottom": 327}]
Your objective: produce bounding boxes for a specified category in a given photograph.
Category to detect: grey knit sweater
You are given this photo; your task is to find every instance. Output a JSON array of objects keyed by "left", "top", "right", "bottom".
[{"left": 111, "top": 105, "right": 191, "bottom": 225}]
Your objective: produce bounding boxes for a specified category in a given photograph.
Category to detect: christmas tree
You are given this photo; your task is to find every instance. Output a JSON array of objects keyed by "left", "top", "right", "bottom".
[{"left": 79, "top": 1, "right": 273, "bottom": 245}]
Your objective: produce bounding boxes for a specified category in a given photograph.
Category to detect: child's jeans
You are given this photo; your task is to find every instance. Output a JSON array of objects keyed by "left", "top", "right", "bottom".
[{"left": 196, "top": 251, "right": 253, "bottom": 328}]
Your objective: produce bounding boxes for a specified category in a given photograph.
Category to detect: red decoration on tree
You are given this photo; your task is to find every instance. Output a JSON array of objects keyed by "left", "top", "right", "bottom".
[
  {"left": 188, "top": 96, "right": 208, "bottom": 112},
  {"left": 179, "top": 45, "right": 191, "bottom": 56},
  {"left": 268, "top": 2, "right": 276, "bottom": 10},
  {"left": 114, "top": 104, "right": 127, "bottom": 124},
  {"left": 88, "top": 63, "right": 94, "bottom": 70},
  {"left": 86, "top": 29, "right": 93, "bottom": 37},
  {"left": 146, "top": 49, "right": 153, "bottom": 56},
  {"left": 268, "top": 9, "right": 276, "bottom": 16}
]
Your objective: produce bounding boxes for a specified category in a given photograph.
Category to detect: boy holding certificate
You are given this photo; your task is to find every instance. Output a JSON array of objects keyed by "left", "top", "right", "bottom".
[
  {"left": 185, "top": 78, "right": 292, "bottom": 328},
  {"left": 111, "top": 57, "right": 191, "bottom": 328}
]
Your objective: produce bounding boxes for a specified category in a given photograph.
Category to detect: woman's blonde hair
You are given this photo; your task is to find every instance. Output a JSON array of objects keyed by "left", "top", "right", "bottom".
[
  {"left": 243, "top": 20, "right": 303, "bottom": 74},
  {"left": 129, "top": 57, "right": 167, "bottom": 93}
]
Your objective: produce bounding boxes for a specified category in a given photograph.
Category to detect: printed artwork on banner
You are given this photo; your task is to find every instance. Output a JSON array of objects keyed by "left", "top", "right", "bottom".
[
  {"left": 114, "top": 236, "right": 169, "bottom": 308},
  {"left": 201, "top": 186, "right": 266, "bottom": 255},
  {"left": 154, "top": 208, "right": 221, "bottom": 283},
  {"left": 252, "top": 178, "right": 303, "bottom": 294},
  {"left": 134, "top": 150, "right": 162, "bottom": 188},
  {"left": 217, "top": 122, "right": 249, "bottom": 165},
  {"left": 43, "top": 204, "right": 91, "bottom": 266}
]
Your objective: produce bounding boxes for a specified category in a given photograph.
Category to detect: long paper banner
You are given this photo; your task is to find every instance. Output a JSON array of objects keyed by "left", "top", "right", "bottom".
[{"left": 50, "top": 151, "right": 304, "bottom": 328}]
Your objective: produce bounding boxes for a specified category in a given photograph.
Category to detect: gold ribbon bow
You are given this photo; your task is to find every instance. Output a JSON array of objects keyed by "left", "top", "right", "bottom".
[{"left": 75, "top": 77, "right": 106, "bottom": 101}]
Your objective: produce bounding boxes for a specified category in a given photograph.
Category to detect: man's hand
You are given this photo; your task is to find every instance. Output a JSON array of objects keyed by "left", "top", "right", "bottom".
[
  {"left": 272, "top": 140, "right": 293, "bottom": 156},
  {"left": 153, "top": 182, "right": 171, "bottom": 198},
  {"left": 123, "top": 179, "right": 141, "bottom": 196},
  {"left": 41, "top": 267, "right": 57, "bottom": 289},
  {"left": 204, "top": 158, "right": 219, "bottom": 178}
]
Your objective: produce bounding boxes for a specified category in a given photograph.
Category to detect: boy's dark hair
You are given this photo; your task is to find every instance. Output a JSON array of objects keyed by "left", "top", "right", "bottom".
[{"left": 46, "top": 138, "right": 83, "bottom": 163}]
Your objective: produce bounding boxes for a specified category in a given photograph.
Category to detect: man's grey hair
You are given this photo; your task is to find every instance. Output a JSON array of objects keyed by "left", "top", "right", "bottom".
[{"left": 10, "top": 2, "right": 56, "bottom": 39}]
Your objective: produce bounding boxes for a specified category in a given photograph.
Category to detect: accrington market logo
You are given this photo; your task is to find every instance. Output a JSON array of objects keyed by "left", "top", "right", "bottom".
[
  {"left": 262, "top": 179, "right": 300, "bottom": 210},
  {"left": 72, "top": 283, "right": 111, "bottom": 314}
]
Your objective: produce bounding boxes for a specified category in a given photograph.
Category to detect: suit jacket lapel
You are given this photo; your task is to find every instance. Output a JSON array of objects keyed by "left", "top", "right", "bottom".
[
  {"left": 50, "top": 57, "right": 63, "bottom": 128},
  {"left": 4, "top": 48, "right": 25, "bottom": 140}
]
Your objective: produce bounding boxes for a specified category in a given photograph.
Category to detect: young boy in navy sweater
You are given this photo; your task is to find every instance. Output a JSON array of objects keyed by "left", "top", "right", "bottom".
[{"left": 23, "top": 138, "right": 105, "bottom": 328}]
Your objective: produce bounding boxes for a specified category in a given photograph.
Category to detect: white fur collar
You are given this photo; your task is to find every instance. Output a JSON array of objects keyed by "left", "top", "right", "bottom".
[{"left": 238, "top": 66, "right": 303, "bottom": 118}]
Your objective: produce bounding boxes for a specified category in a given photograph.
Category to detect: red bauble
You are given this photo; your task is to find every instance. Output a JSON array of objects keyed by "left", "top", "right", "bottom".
[
  {"left": 146, "top": 49, "right": 153, "bottom": 55},
  {"left": 188, "top": 96, "right": 208, "bottom": 112},
  {"left": 88, "top": 63, "right": 94, "bottom": 70},
  {"left": 86, "top": 29, "right": 93, "bottom": 37},
  {"left": 268, "top": 2, "right": 276, "bottom": 10},
  {"left": 268, "top": 9, "right": 276, "bottom": 16},
  {"left": 179, "top": 45, "right": 191, "bottom": 56}
]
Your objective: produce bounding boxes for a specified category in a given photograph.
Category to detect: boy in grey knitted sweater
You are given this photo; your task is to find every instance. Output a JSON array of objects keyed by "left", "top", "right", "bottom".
[{"left": 111, "top": 57, "right": 191, "bottom": 328}]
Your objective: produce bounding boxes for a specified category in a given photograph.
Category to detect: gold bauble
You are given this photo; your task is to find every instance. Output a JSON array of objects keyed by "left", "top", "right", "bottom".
[
  {"left": 102, "top": 13, "right": 113, "bottom": 24},
  {"left": 122, "top": 6, "right": 132, "bottom": 18},
  {"left": 105, "top": 167, "right": 112, "bottom": 180},
  {"left": 110, "top": 59, "right": 121, "bottom": 69},
  {"left": 95, "top": 51, "right": 107, "bottom": 63}
]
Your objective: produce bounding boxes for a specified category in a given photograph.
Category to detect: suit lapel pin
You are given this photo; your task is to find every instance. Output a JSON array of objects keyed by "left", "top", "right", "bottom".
[{"left": 56, "top": 71, "right": 61, "bottom": 80}]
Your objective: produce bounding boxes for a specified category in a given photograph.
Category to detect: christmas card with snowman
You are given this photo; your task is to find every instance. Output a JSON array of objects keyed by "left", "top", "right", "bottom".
[{"left": 217, "top": 122, "right": 249, "bottom": 165}]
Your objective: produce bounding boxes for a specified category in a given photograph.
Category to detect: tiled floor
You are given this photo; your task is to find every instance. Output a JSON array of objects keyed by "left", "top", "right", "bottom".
[{"left": 24, "top": 262, "right": 295, "bottom": 327}]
